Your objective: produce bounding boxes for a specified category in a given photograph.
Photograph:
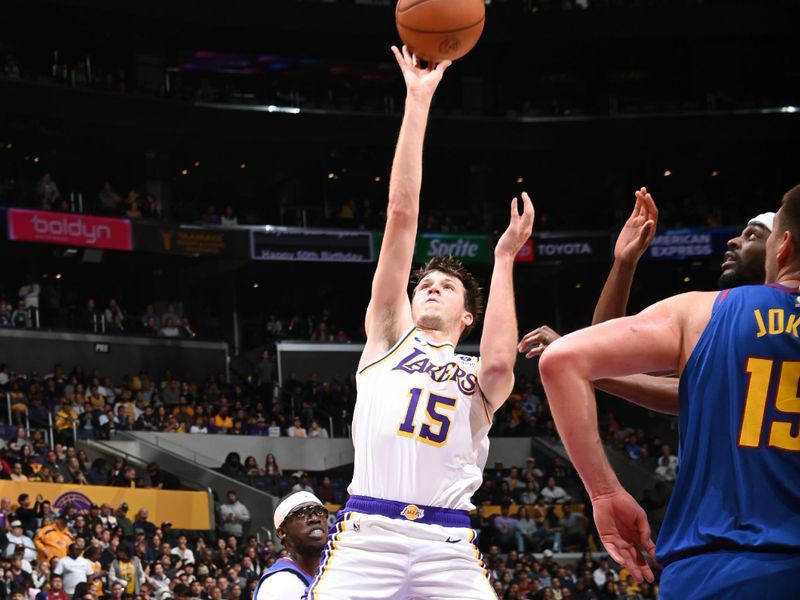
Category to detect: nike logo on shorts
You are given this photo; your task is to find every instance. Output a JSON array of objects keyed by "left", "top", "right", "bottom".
[{"left": 445, "top": 537, "right": 461, "bottom": 543}]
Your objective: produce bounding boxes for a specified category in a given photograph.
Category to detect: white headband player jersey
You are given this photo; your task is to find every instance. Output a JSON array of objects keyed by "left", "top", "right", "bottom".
[{"left": 349, "top": 326, "right": 493, "bottom": 511}]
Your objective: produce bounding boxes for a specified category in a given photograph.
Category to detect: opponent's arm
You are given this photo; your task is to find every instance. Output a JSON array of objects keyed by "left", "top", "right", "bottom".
[
  {"left": 594, "top": 375, "right": 679, "bottom": 415},
  {"left": 539, "top": 292, "right": 713, "bottom": 582},
  {"left": 363, "top": 47, "right": 451, "bottom": 355},
  {"left": 518, "top": 325, "right": 680, "bottom": 414},
  {"left": 592, "top": 188, "right": 657, "bottom": 324},
  {"left": 478, "top": 193, "right": 534, "bottom": 411}
]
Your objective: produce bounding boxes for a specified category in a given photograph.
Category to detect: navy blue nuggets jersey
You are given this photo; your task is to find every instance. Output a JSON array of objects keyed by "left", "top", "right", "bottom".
[{"left": 657, "top": 283, "right": 800, "bottom": 566}]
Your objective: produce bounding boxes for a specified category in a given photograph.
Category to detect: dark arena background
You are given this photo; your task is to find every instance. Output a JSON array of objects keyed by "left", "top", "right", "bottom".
[{"left": 0, "top": 1, "right": 798, "bottom": 599}]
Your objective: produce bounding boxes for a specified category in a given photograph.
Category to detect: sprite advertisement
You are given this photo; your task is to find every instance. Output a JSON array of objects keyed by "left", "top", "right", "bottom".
[{"left": 373, "top": 232, "right": 493, "bottom": 263}]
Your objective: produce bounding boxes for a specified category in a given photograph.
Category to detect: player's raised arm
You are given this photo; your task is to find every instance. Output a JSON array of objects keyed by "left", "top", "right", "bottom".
[
  {"left": 592, "top": 187, "right": 658, "bottom": 324},
  {"left": 362, "top": 46, "right": 451, "bottom": 356},
  {"left": 478, "top": 193, "right": 534, "bottom": 411},
  {"left": 538, "top": 291, "right": 714, "bottom": 582}
]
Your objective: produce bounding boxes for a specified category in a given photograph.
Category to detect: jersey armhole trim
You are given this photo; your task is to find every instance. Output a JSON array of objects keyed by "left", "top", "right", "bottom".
[
  {"left": 476, "top": 381, "right": 493, "bottom": 425},
  {"left": 357, "top": 326, "right": 417, "bottom": 377}
]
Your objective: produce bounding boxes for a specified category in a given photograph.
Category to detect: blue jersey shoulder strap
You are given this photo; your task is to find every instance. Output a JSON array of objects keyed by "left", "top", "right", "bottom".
[{"left": 255, "top": 557, "right": 313, "bottom": 595}]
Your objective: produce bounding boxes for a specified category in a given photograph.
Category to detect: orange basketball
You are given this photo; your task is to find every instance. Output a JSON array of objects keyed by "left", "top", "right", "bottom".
[{"left": 395, "top": 0, "right": 486, "bottom": 63}]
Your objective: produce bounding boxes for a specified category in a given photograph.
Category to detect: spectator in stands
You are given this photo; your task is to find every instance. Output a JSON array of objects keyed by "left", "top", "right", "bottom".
[
  {"left": 171, "top": 535, "right": 195, "bottom": 566},
  {"left": 493, "top": 503, "right": 520, "bottom": 552},
  {"left": 220, "top": 206, "right": 238, "bottom": 226},
  {"left": 254, "top": 492, "right": 327, "bottom": 600},
  {"left": 125, "top": 198, "right": 142, "bottom": 219},
  {"left": 593, "top": 558, "right": 619, "bottom": 590},
  {"left": 254, "top": 351, "right": 275, "bottom": 393},
  {"left": 161, "top": 303, "right": 180, "bottom": 325},
  {"left": 107, "top": 545, "right": 144, "bottom": 595},
  {"left": 219, "top": 491, "right": 250, "bottom": 538},
  {"left": 287, "top": 418, "right": 306, "bottom": 438},
  {"left": 47, "top": 573, "right": 69, "bottom": 600},
  {"left": 540, "top": 476, "right": 571, "bottom": 504},
  {"left": 314, "top": 476, "right": 336, "bottom": 504},
  {"left": 5, "top": 520, "right": 36, "bottom": 560},
  {"left": 146, "top": 463, "right": 180, "bottom": 490},
  {"left": 291, "top": 473, "right": 314, "bottom": 495},
  {"left": 213, "top": 407, "right": 233, "bottom": 431},
  {"left": 79, "top": 301, "right": 101, "bottom": 333},
  {"left": 9, "top": 462, "right": 28, "bottom": 482},
  {"left": 654, "top": 444, "right": 678, "bottom": 482},
  {"left": 116, "top": 503, "right": 134, "bottom": 539},
  {"left": 141, "top": 305, "right": 160, "bottom": 330},
  {"left": 11, "top": 299, "right": 30, "bottom": 327},
  {"left": 220, "top": 453, "right": 245, "bottom": 478},
  {"left": 243, "top": 457, "right": 260, "bottom": 476},
  {"left": 558, "top": 505, "right": 589, "bottom": 552},
  {"left": 54, "top": 543, "right": 94, "bottom": 596},
  {"left": 34, "top": 513, "right": 74, "bottom": 561},
  {"left": 133, "top": 509, "right": 156, "bottom": 537},
  {"left": 19, "top": 275, "right": 40, "bottom": 315},
  {"left": 103, "top": 299, "right": 125, "bottom": 333},
  {"left": 142, "top": 193, "right": 161, "bottom": 219},
  {"left": 307, "top": 420, "right": 328, "bottom": 439},
  {"left": 13, "top": 494, "right": 39, "bottom": 536},
  {"left": 190, "top": 415, "right": 208, "bottom": 433},
  {"left": 263, "top": 454, "right": 282, "bottom": 476},
  {"left": 159, "top": 318, "right": 180, "bottom": 337},
  {"left": 97, "top": 182, "right": 122, "bottom": 213},
  {"left": 36, "top": 174, "right": 60, "bottom": 210},
  {"left": 0, "top": 300, "right": 12, "bottom": 326}
]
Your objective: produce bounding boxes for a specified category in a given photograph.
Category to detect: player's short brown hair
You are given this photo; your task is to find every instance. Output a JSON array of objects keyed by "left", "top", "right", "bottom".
[
  {"left": 780, "top": 184, "right": 800, "bottom": 256},
  {"left": 411, "top": 256, "right": 484, "bottom": 342}
]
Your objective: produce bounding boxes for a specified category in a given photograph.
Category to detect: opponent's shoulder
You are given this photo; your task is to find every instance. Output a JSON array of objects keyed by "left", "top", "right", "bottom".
[{"left": 256, "top": 570, "right": 307, "bottom": 600}]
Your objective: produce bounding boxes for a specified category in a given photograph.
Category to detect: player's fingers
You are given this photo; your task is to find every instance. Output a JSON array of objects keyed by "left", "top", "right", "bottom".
[
  {"left": 602, "top": 541, "right": 626, "bottom": 569},
  {"left": 637, "top": 220, "right": 654, "bottom": 245},
  {"left": 525, "top": 346, "right": 546, "bottom": 359},
  {"left": 436, "top": 59, "right": 452, "bottom": 73},
  {"left": 518, "top": 329, "right": 545, "bottom": 348},
  {"left": 390, "top": 46, "right": 405, "bottom": 67}
]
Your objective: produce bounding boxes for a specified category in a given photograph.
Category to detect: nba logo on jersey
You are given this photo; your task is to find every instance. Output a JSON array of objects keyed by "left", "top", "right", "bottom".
[{"left": 400, "top": 504, "right": 424, "bottom": 521}]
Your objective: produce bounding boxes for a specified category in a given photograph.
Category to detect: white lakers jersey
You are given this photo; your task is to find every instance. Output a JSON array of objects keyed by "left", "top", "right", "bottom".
[{"left": 348, "top": 326, "right": 493, "bottom": 510}]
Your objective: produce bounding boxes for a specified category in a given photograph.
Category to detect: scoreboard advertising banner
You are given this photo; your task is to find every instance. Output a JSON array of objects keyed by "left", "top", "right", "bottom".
[{"left": 7, "top": 208, "right": 133, "bottom": 251}]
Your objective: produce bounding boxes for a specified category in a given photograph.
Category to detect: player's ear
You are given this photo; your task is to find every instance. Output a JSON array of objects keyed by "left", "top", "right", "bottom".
[
  {"left": 463, "top": 312, "right": 474, "bottom": 327},
  {"left": 276, "top": 526, "right": 286, "bottom": 542},
  {"left": 777, "top": 230, "right": 793, "bottom": 265}
]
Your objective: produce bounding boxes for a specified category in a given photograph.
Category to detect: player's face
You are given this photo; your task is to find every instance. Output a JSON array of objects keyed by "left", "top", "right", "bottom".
[
  {"left": 411, "top": 270, "right": 473, "bottom": 333},
  {"left": 718, "top": 223, "right": 770, "bottom": 288},
  {"left": 279, "top": 504, "right": 328, "bottom": 553}
]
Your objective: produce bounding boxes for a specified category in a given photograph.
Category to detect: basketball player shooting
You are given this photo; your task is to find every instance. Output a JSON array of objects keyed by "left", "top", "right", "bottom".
[{"left": 304, "top": 45, "right": 533, "bottom": 600}]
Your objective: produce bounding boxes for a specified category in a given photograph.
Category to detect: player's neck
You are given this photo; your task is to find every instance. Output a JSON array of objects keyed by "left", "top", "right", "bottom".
[
  {"left": 288, "top": 550, "right": 320, "bottom": 577},
  {"left": 415, "top": 325, "right": 459, "bottom": 346}
]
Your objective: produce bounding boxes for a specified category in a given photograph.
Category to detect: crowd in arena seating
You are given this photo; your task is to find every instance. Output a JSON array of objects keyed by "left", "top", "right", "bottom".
[{"left": 0, "top": 353, "right": 673, "bottom": 598}]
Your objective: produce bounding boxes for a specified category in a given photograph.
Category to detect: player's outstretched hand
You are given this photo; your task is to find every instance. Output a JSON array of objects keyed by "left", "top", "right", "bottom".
[
  {"left": 495, "top": 192, "right": 534, "bottom": 259},
  {"left": 592, "top": 490, "right": 657, "bottom": 584},
  {"left": 518, "top": 325, "right": 560, "bottom": 358},
  {"left": 615, "top": 187, "right": 658, "bottom": 266},
  {"left": 391, "top": 45, "right": 451, "bottom": 100}
]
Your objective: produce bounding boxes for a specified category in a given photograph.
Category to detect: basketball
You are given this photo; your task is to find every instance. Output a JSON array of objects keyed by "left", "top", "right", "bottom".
[{"left": 395, "top": 0, "right": 486, "bottom": 62}]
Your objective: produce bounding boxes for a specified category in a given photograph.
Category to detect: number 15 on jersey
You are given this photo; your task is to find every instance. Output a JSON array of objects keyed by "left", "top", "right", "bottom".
[{"left": 398, "top": 387, "right": 458, "bottom": 447}]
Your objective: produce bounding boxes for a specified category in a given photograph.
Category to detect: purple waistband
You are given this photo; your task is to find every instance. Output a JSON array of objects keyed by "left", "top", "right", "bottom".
[{"left": 344, "top": 495, "right": 471, "bottom": 528}]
